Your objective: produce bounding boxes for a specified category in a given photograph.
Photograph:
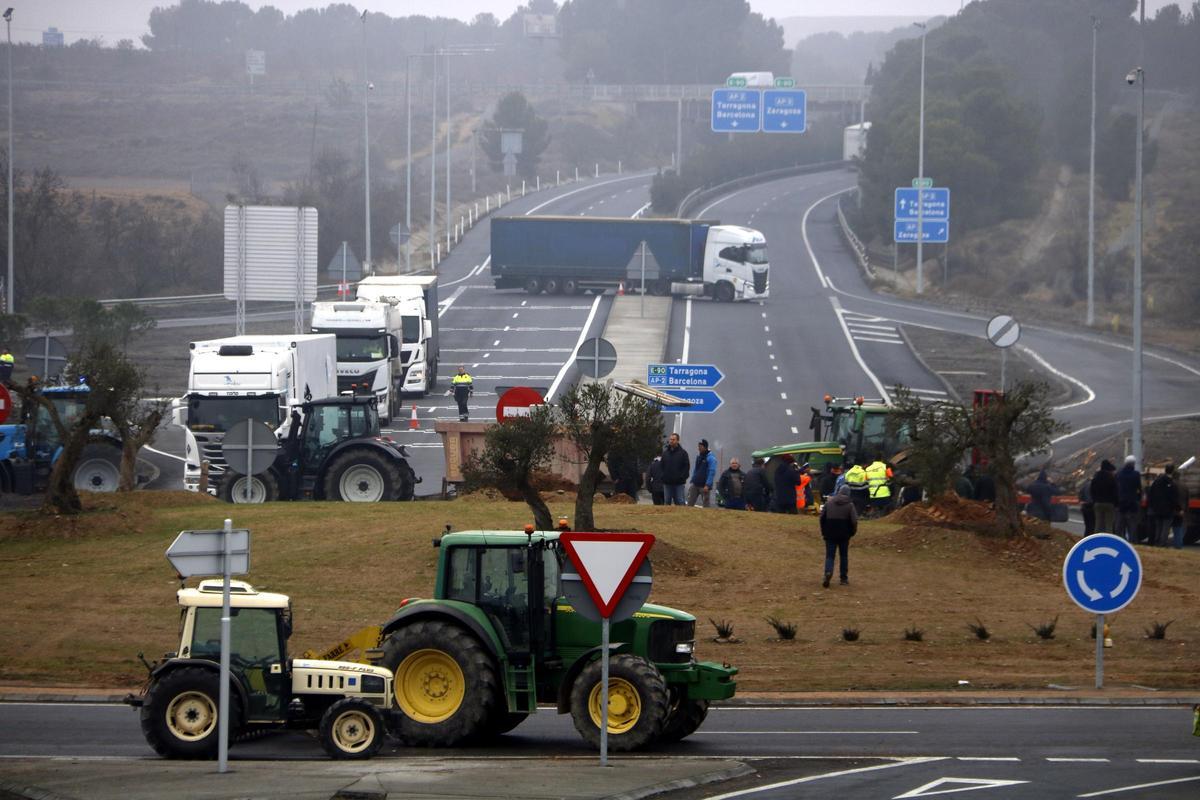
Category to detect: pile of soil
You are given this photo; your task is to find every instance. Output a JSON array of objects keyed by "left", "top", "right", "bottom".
[{"left": 890, "top": 493, "right": 997, "bottom": 526}]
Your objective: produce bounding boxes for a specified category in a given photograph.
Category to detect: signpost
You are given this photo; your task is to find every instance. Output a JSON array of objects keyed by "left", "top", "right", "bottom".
[
  {"left": 495, "top": 386, "right": 544, "bottom": 423},
  {"left": 710, "top": 89, "right": 761, "bottom": 132},
  {"left": 221, "top": 419, "right": 280, "bottom": 503},
  {"left": 893, "top": 219, "right": 949, "bottom": 244},
  {"left": 986, "top": 314, "right": 1021, "bottom": 391},
  {"left": 559, "top": 531, "right": 655, "bottom": 766},
  {"left": 165, "top": 519, "right": 251, "bottom": 774},
  {"left": 574, "top": 337, "right": 617, "bottom": 380},
  {"left": 646, "top": 363, "right": 724, "bottom": 414},
  {"left": 761, "top": 89, "right": 807, "bottom": 133},
  {"left": 894, "top": 186, "right": 950, "bottom": 248},
  {"left": 23, "top": 335, "right": 68, "bottom": 379},
  {"left": 1063, "top": 533, "right": 1142, "bottom": 689}
]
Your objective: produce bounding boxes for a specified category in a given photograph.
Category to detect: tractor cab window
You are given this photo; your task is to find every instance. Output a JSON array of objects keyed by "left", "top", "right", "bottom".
[
  {"left": 191, "top": 608, "right": 284, "bottom": 667},
  {"left": 347, "top": 404, "right": 377, "bottom": 438},
  {"left": 479, "top": 547, "right": 530, "bottom": 650},
  {"left": 301, "top": 404, "right": 345, "bottom": 464},
  {"left": 445, "top": 546, "right": 478, "bottom": 603},
  {"left": 543, "top": 547, "right": 561, "bottom": 603}
]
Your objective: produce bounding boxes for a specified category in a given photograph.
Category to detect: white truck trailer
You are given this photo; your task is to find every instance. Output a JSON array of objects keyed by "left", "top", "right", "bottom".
[
  {"left": 349, "top": 274, "right": 439, "bottom": 402},
  {"left": 178, "top": 334, "right": 336, "bottom": 493}
]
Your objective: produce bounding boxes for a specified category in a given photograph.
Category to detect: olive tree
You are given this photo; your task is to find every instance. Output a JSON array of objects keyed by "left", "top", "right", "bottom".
[
  {"left": 886, "top": 385, "right": 972, "bottom": 498},
  {"left": 463, "top": 405, "right": 557, "bottom": 530}
]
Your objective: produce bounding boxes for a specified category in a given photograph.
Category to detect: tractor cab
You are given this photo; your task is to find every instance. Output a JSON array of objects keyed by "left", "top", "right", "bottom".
[
  {"left": 22, "top": 383, "right": 92, "bottom": 457},
  {"left": 811, "top": 394, "right": 905, "bottom": 466}
]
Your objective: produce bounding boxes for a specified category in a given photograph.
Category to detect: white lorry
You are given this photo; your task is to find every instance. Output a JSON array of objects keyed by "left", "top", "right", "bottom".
[
  {"left": 178, "top": 334, "right": 337, "bottom": 493},
  {"left": 310, "top": 275, "right": 439, "bottom": 421}
]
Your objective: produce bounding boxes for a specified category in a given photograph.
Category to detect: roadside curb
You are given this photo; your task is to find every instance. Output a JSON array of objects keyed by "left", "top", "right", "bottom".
[
  {"left": 604, "top": 762, "right": 756, "bottom": 800},
  {"left": 0, "top": 779, "right": 74, "bottom": 800}
]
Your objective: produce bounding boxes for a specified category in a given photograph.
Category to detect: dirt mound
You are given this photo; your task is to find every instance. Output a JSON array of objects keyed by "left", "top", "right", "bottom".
[
  {"left": 650, "top": 540, "right": 707, "bottom": 578},
  {"left": 598, "top": 492, "right": 636, "bottom": 504},
  {"left": 889, "top": 493, "right": 996, "bottom": 526}
]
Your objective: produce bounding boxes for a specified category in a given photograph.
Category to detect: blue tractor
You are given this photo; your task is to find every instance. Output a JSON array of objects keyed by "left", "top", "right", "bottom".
[{"left": 0, "top": 382, "right": 124, "bottom": 495}]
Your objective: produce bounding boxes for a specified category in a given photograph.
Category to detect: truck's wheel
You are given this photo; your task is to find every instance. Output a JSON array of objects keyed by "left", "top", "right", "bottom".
[
  {"left": 319, "top": 697, "right": 385, "bottom": 760},
  {"left": 324, "top": 449, "right": 403, "bottom": 502},
  {"left": 140, "top": 667, "right": 239, "bottom": 759},
  {"left": 714, "top": 281, "right": 735, "bottom": 302},
  {"left": 217, "top": 470, "right": 279, "bottom": 504},
  {"left": 73, "top": 443, "right": 122, "bottom": 493},
  {"left": 381, "top": 620, "right": 498, "bottom": 747},
  {"left": 543, "top": 277, "right": 562, "bottom": 295},
  {"left": 562, "top": 278, "right": 580, "bottom": 296},
  {"left": 570, "top": 654, "right": 668, "bottom": 751},
  {"left": 659, "top": 695, "right": 709, "bottom": 743},
  {"left": 523, "top": 277, "right": 543, "bottom": 295}
]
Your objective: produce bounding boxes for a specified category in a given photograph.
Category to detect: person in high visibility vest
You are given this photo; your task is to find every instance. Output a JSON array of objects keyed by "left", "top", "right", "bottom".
[
  {"left": 451, "top": 365, "right": 473, "bottom": 421},
  {"left": 865, "top": 457, "right": 894, "bottom": 514},
  {"left": 844, "top": 461, "right": 870, "bottom": 515},
  {"left": 0, "top": 346, "right": 13, "bottom": 385},
  {"left": 795, "top": 463, "right": 813, "bottom": 511}
]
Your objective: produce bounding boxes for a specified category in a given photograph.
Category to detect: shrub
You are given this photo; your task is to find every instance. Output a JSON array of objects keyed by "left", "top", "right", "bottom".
[
  {"left": 766, "top": 616, "right": 797, "bottom": 641},
  {"left": 903, "top": 625, "right": 924, "bottom": 642},
  {"left": 967, "top": 619, "right": 991, "bottom": 641}
]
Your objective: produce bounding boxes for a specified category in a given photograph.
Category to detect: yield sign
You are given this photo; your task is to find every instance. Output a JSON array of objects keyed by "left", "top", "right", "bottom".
[
  {"left": 894, "top": 777, "right": 1029, "bottom": 798},
  {"left": 559, "top": 532, "right": 655, "bottom": 619}
]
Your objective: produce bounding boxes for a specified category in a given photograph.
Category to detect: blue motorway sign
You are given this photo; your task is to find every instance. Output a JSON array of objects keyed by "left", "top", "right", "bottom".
[
  {"left": 663, "top": 389, "right": 723, "bottom": 414},
  {"left": 762, "top": 89, "right": 807, "bottom": 133},
  {"left": 647, "top": 363, "right": 724, "bottom": 389},
  {"left": 894, "top": 219, "right": 950, "bottom": 244},
  {"left": 894, "top": 187, "right": 950, "bottom": 221},
  {"left": 1062, "top": 533, "right": 1143, "bottom": 614},
  {"left": 711, "top": 89, "right": 761, "bottom": 132}
]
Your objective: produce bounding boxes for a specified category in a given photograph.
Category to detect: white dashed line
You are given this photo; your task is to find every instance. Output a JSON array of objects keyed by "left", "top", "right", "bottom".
[
  {"left": 785, "top": 409, "right": 793, "bottom": 416},
  {"left": 1047, "top": 757, "right": 1110, "bottom": 763},
  {"left": 492, "top": 340, "right": 500, "bottom": 346},
  {"left": 776, "top": 376, "right": 782, "bottom": 383},
  {"left": 791, "top": 426, "right": 798, "bottom": 434},
  {"left": 956, "top": 757, "right": 1021, "bottom": 762},
  {"left": 780, "top": 392, "right": 787, "bottom": 400}
]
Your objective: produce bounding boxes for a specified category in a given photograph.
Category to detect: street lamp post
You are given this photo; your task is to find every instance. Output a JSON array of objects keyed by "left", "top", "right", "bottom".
[
  {"left": 914, "top": 22, "right": 927, "bottom": 294},
  {"left": 1129, "top": 0, "right": 1146, "bottom": 469},
  {"left": 1087, "top": 17, "right": 1098, "bottom": 327},
  {"left": 404, "top": 53, "right": 434, "bottom": 274},
  {"left": 4, "top": 7, "right": 12, "bottom": 314},
  {"left": 361, "top": 10, "right": 371, "bottom": 276}
]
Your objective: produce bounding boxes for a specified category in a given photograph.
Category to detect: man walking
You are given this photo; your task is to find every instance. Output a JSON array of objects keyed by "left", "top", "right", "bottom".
[
  {"left": 646, "top": 456, "right": 665, "bottom": 506},
  {"left": 1147, "top": 465, "right": 1180, "bottom": 547},
  {"left": 1090, "top": 459, "right": 1119, "bottom": 533},
  {"left": 687, "top": 439, "right": 717, "bottom": 507},
  {"left": 660, "top": 433, "right": 690, "bottom": 506},
  {"left": 820, "top": 485, "right": 858, "bottom": 587},
  {"left": 743, "top": 457, "right": 771, "bottom": 512},
  {"left": 451, "top": 365, "right": 473, "bottom": 421},
  {"left": 1115, "top": 455, "right": 1143, "bottom": 543},
  {"left": 718, "top": 457, "right": 747, "bottom": 510}
]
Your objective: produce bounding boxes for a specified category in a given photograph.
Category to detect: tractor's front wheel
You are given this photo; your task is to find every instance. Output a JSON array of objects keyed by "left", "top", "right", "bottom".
[
  {"left": 569, "top": 654, "right": 668, "bottom": 752},
  {"left": 319, "top": 697, "right": 385, "bottom": 760},
  {"left": 140, "top": 667, "right": 239, "bottom": 759},
  {"left": 381, "top": 621, "right": 498, "bottom": 746},
  {"left": 660, "top": 695, "right": 709, "bottom": 743}
]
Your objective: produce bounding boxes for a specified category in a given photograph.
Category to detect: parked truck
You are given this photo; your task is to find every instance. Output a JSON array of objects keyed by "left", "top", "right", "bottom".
[
  {"left": 490, "top": 216, "right": 769, "bottom": 302},
  {"left": 178, "top": 335, "right": 336, "bottom": 493},
  {"left": 322, "top": 274, "right": 439, "bottom": 411}
]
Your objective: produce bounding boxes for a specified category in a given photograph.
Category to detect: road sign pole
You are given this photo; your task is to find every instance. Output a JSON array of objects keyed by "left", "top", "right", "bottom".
[
  {"left": 1095, "top": 613, "right": 1104, "bottom": 689},
  {"left": 600, "top": 616, "right": 609, "bottom": 767},
  {"left": 218, "top": 517, "right": 232, "bottom": 774},
  {"left": 41, "top": 332, "right": 50, "bottom": 377},
  {"left": 1000, "top": 349, "right": 1006, "bottom": 393},
  {"left": 242, "top": 419, "right": 253, "bottom": 503},
  {"left": 640, "top": 241, "right": 646, "bottom": 319}
]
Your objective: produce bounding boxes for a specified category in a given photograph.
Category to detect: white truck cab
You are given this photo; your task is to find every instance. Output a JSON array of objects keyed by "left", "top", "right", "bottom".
[{"left": 703, "top": 224, "right": 769, "bottom": 301}]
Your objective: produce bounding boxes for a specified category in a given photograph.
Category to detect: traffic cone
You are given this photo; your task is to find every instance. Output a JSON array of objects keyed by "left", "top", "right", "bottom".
[
  {"left": 409, "top": 404, "right": 419, "bottom": 430},
  {"left": 618, "top": 280, "right": 625, "bottom": 296}
]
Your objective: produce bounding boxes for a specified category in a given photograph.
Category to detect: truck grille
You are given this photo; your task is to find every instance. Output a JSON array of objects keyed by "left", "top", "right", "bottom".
[
  {"left": 753, "top": 269, "right": 768, "bottom": 295},
  {"left": 648, "top": 619, "right": 695, "bottom": 664},
  {"left": 338, "top": 368, "right": 379, "bottom": 395},
  {"left": 195, "top": 433, "right": 228, "bottom": 474}
]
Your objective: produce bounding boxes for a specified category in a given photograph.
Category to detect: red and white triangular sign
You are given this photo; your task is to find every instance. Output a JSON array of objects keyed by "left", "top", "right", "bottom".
[{"left": 559, "top": 532, "right": 655, "bottom": 619}]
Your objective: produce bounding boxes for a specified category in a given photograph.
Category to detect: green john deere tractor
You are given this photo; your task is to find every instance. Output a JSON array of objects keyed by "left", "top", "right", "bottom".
[{"left": 373, "top": 529, "right": 737, "bottom": 751}]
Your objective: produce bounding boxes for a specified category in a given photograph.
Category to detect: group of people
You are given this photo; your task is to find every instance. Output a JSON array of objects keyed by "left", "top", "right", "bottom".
[{"left": 1081, "top": 455, "right": 1190, "bottom": 548}]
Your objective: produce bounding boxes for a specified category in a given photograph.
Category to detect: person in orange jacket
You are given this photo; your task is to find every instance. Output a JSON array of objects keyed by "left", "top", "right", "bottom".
[{"left": 796, "top": 463, "right": 813, "bottom": 510}]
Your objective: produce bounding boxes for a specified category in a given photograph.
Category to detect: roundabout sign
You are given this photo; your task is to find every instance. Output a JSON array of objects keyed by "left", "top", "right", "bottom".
[{"left": 1063, "top": 533, "right": 1142, "bottom": 689}]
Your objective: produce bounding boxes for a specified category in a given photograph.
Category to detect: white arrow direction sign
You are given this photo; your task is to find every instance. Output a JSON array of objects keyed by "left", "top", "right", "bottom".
[{"left": 894, "top": 777, "right": 1029, "bottom": 798}]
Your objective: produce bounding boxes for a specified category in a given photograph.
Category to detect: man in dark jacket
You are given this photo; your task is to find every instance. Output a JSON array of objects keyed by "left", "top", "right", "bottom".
[
  {"left": 717, "top": 458, "right": 747, "bottom": 510},
  {"left": 820, "top": 484, "right": 858, "bottom": 587},
  {"left": 1024, "top": 470, "right": 1061, "bottom": 521},
  {"left": 772, "top": 455, "right": 799, "bottom": 513},
  {"left": 973, "top": 468, "right": 996, "bottom": 505},
  {"left": 646, "top": 456, "right": 665, "bottom": 505},
  {"left": 743, "top": 457, "right": 771, "bottom": 512},
  {"left": 1090, "top": 459, "right": 1119, "bottom": 534},
  {"left": 1147, "top": 465, "right": 1180, "bottom": 547},
  {"left": 1115, "top": 455, "right": 1143, "bottom": 543},
  {"left": 660, "top": 433, "right": 690, "bottom": 506}
]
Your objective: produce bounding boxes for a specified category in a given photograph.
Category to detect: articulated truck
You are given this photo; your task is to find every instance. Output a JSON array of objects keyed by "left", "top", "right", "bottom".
[
  {"left": 490, "top": 216, "right": 769, "bottom": 302},
  {"left": 178, "top": 335, "right": 336, "bottom": 493}
]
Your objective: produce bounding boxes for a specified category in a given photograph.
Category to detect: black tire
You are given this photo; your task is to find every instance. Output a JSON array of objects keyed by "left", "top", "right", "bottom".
[
  {"left": 482, "top": 710, "right": 529, "bottom": 738},
  {"left": 217, "top": 469, "right": 280, "bottom": 504},
  {"left": 523, "top": 277, "right": 543, "bottom": 295},
  {"left": 397, "top": 461, "right": 417, "bottom": 501},
  {"left": 323, "top": 448, "right": 404, "bottom": 502},
  {"left": 319, "top": 697, "right": 386, "bottom": 760},
  {"left": 73, "top": 442, "right": 122, "bottom": 493},
  {"left": 714, "top": 281, "right": 735, "bottom": 303},
  {"left": 562, "top": 278, "right": 580, "bottom": 296},
  {"left": 140, "top": 667, "right": 240, "bottom": 759},
  {"left": 380, "top": 620, "right": 499, "bottom": 747},
  {"left": 659, "top": 695, "right": 709, "bottom": 743},
  {"left": 543, "top": 277, "right": 562, "bottom": 295},
  {"left": 569, "top": 654, "right": 669, "bottom": 752}
]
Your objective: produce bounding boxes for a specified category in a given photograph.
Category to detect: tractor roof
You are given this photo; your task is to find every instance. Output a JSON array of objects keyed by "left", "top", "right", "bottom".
[
  {"left": 751, "top": 442, "right": 844, "bottom": 459},
  {"left": 177, "top": 579, "right": 289, "bottom": 609},
  {"left": 440, "top": 530, "right": 561, "bottom": 547}
]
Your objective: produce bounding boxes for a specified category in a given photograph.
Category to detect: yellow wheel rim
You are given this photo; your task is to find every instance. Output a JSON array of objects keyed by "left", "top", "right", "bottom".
[
  {"left": 395, "top": 649, "right": 466, "bottom": 723},
  {"left": 587, "top": 677, "right": 642, "bottom": 735},
  {"left": 331, "top": 708, "right": 376, "bottom": 753},
  {"left": 166, "top": 690, "right": 217, "bottom": 741}
]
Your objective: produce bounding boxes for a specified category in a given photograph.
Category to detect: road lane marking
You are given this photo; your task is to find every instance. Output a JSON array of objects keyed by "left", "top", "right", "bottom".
[
  {"left": 441, "top": 256, "right": 491, "bottom": 289},
  {"left": 701, "top": 757, "right": 947, "bottom": 800},
  {"left": 1016, "top": 343, "right": 1096, "bottom": 411},
  {"left": 695, "top": 730, "right": 919, "bottom": 735},
  {"left": 546, "top": 294, "right": 603, "bottom": 402},
  {"left": 846, "top": 322, "right": 898, "bottom": 332},
  {"left": 493, "top": 340, "right": 500, "bottom": 346},
  {"left": 525, "top": 171, "right": 651, "bottom": 215},
  {"left": 780, "top": 392, "right": 787, "bottom": 400},
  {"left": 1077, "top": 775, "right": 1200, "bottom": 797},
  {"left": 785, "top": 409, "right": 793, "bottom": 416},
  {"left": 1136, "top": 759, "right": 1200, "bottom": 764},
  {"left": 956, "top": 757, "right": 1020, "bottom": 762},
  {"left": 853, "top": 336, "right": 906, "bottom": 345},
  {"left": 830, "top": 297, "right": 890, "bottom": 403},
  {"left": 801, "top": 186, "right": 856, "bottom": 289},
  {"left": 791, "top": 426, "right": 798, "bottom": 434},
  {"left": 1048, "top": 757, "right": 1110, "bottom": 763}
]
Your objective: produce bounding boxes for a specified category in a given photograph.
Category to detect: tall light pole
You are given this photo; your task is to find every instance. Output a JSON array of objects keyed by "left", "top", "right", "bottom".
[
  {"left": 1087, "top": 16, "right": 1098, "bottom": 327},
  {"left": 1129, "top": 0, "right": 1146, "bottom": 469},
  {"left": 438, "top": 46, "right": 494, "bottom": 256},
  {"left": 4, "top": 7, "right": 12, "bottom": 315},
  {"left": 429, "top": 54, "right": 437, "bottom": 270},
  {"left": 361, "top": 10, "right": 371, "bottom": 276},
  {"left": 914, "top": 22, "right": 928, "bottom": 294}
]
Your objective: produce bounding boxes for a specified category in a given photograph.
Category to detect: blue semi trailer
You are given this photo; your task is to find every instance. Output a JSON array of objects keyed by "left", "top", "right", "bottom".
[{"left": 490, "top": 216, "right": 769, "bottom": 302}]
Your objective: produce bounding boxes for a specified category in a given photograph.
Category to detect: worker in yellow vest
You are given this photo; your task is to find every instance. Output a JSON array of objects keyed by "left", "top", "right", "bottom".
[
  {"left": 0, "top": 346, "right": 13, "bottom": 384},
  {"left": 865, "top": 457, "right": 894, "bottom": 514},
  {"left": 451, "top": 365, "right": 474, "bottom": 421},
  {"left": 844, "top": 462, "right": 869, "bottom": 515}
]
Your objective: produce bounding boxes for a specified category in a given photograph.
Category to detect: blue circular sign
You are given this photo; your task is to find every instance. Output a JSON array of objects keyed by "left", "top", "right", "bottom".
[{"left": 1062, "top": 533, "right": 1143, "bottom": 614}]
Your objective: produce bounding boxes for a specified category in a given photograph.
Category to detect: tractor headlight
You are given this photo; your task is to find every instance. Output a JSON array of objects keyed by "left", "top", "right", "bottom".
[
  {"left": 360, "top": 675, "right": 385, "bottom": 694},
  {"left": 675, "top": 642, "right": 695, "bottom": 655}
]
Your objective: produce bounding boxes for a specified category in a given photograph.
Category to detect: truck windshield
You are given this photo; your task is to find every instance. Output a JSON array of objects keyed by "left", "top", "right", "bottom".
[
  {"left": 187, "top": 395, "right": 279, "bottom": 432},
  {"left": 401, "top": 316, "right": 420, "bottom": 344},
  {"left": 745, "top": 243, "right": 768, "bottom": 265},
  {"left": 336, "top": 335, "right": 388, "bottom": 363}
]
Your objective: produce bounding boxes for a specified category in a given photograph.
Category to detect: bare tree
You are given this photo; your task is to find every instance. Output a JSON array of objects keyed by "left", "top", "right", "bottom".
[
  {"left": 463, "top": 405, "right": 557, "bottom": 530},
  {"left": 887, "top": 385, "right": 972, "bottom": 498}
]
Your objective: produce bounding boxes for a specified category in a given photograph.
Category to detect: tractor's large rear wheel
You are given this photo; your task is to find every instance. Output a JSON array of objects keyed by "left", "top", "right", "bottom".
[
  {"left": 381, "top": 621, "right": 498, "bottom": 746},
  {"left": 73, "top": 443, "right": 122, "bottom": 493},
  {"left": 140, "top": 667, "right": 239, "bottom": 759},
  {"left": 324, "top": 449, "right": 403, "bottom": 502},
  {"left": 569, "top": 654, "right": 668, "bottom": 751}
]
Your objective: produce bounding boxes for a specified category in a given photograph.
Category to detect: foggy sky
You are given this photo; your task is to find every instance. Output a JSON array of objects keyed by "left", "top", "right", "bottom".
[{"left": 14, "top": 1, "right": 1183, "bottom": 46}]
